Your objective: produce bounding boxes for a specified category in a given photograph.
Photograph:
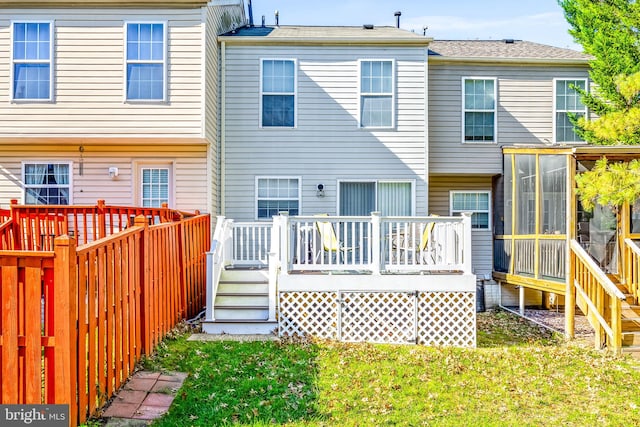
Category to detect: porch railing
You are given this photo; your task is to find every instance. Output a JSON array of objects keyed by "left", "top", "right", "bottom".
[
  {"left": 623, "top": 238, "right": 640, "bottom": 306},
  {"left": 567, "top": 239, "right": 625, "bottom": 354}
]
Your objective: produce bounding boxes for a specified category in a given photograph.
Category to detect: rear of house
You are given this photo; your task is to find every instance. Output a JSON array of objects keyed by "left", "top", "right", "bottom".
[
  {"left": 427, "top": 40, "right": 592, "bottom": 305},
  {"left": 219, "top": 25, "right": 430, "bottom": 221},
  {"left": 0, "top": 0, "right": 245, "bottom": 213}
]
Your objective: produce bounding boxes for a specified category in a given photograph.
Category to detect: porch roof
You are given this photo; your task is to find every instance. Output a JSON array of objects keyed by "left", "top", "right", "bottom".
[{"left": 502, "top": 144, "right": 640, "bottom": 161}]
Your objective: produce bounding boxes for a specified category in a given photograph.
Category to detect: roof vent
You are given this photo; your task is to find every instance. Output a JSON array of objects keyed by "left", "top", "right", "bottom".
[
  {"left": 504, "top": 39, "right": 515, "bottom": 44},
  {"left": 394, "top": 11, "right": 401, "bottom": 28},
  {"left": 363, "top": 24, "right": 374, "bottom": 30}
]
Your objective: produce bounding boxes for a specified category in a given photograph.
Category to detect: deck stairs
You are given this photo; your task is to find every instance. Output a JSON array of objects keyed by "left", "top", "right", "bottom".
[
  {"left": 201, "top": 266, "right": 277, "bottom": 335},
  {"left": 610, "top": 275, "right": 640, "bottom": 355}
]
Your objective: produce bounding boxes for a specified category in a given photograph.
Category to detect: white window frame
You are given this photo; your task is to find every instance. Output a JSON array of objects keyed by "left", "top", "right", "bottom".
[
  {"left": 255, "top": 176, "right": 301, "bottom": 220},
  {"left": 124, "top": 21, "right": 168, "bottom": 103},
  {"left": 358, "top": 59, "right": 396, "bottom": 129},
  {"left": 22, "top": 161, "right": 73, "bottom": 205},
  {"left": 461, "top": 77, "right": 497, "bottom": 144},
  {"left": 450, "top": 190, "right": 491, "bottom": 230},
  {"left": 135, "top": 162, "right": 174, "bottom": 207},
  {"left": 11, "top": 20, "right": 54, "bottom": 102},
  {"left": 337, "top": 179, "right": 415, "bottom": 216},
  {"left": 259, "top": 58, "right": 297, "bottom": 128},
  {"left": 553, "top": 78, "right": 588, "bottom": 144}
]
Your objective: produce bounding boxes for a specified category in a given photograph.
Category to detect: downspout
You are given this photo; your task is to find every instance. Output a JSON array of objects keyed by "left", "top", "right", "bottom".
[
  {"left": 423, "top": 46, "right": 429, "bottom": 214},
  {"left": 220, "top": 41, "right": 227, "bottom": 215}
]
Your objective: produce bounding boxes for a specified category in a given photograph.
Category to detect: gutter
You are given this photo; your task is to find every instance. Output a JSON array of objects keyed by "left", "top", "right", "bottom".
[
  {"left": 428, "top": 56, "right": 590, "bottom": 66},
  {"left": 218, "top": 36, "right": 433, "bottom": 47}
]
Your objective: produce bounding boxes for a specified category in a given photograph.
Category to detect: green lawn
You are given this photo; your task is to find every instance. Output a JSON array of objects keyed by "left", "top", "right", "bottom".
[{"left": 140, "top": 310, "right": 640, "bottom": 426}]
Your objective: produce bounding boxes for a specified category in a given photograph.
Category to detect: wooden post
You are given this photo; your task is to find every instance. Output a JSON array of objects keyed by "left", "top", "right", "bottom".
[
  {"left": 1, "top": 256, "right": 19, "bottom": 403},
  {"left": 565, "top": 245, "right": 576, "bottom": 340},
  {"left": 461, "top": 212, "right": 473, "bottom": 275},
  {"left": 611, "top": 298, "right": 622, "bottom": 355},
  {"left": 371, "top": 212, "right": 381, "bottom": 275},
  {"left": 10, "top": 199, "right": 21, "bottom": 250},
  {"left": 279, "top": 212, "right": 290, "bottom": 274},
  {"left": 134, "top": 215, "right": 152, "bottom": 355},
  {"left": 97, "top": 199, "right": 107, "bottom": 239},
  {"left": 53, "top": 235, "right": 78, "bottom": 426}
]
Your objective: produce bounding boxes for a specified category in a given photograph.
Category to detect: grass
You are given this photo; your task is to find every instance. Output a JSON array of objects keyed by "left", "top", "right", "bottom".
[{"left": 136, "top": 309, "right": 640, "bottom": 426}]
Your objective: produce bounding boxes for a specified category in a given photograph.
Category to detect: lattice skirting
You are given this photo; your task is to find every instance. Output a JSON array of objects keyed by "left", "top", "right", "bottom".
[{"left": 278, "top": 290, "right": 476, "bottom": 348}]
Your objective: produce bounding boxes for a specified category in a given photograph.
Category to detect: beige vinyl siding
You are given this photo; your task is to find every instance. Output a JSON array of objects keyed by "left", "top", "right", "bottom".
[
  {"left": 429, "top": 175, "right": 493, "bottom": 276},
  {"left": 204, "top": 2, "right": 245, "bottom": 216},
  {"left": 223, "top": 45, "right": 428, "bottom": 221},
  {"left": 429, "top": 62, "right": 590, "bottom": 175},
  {"left": 0, "top": 142, "right": 208, "bottom": 212},
  {"left": 0, "top": 8, "right": 205, "bottom": 137}
]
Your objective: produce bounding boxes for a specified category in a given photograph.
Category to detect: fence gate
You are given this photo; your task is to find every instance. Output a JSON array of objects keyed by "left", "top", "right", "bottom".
[{"left": 339, "top": 291, "right": 417, "bottom": 344}]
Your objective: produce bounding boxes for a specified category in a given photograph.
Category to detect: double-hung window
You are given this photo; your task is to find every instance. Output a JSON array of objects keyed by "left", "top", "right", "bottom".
[
  {"left": 450, "top": 191, "right": 491, "bottom": 230},
  {"left": 23, "top": 162, "right": 71, "bottom": 205},
  {"left": 360, "top": 60, "right": 394, "bottom": 128},
  {"left": 126, "top": 23, "right": 166, "bottom": 101},
  {"left": 554, "top": 78, "right": 587, "bottom": 143},
  {"left": 141, "top": 167, "right": 170, "bottom": 207},
  {"left": 256, "top": 177, "right": 300, "bottom": 219},
  {"left": 261, "top": 59, "right": 296, "bottom": 127},
  {"left": 12, "top": 22, "right": 53, "bottom": 101},
  {"left": 463, "top": 78, "right": 496, "bottom": 142}
]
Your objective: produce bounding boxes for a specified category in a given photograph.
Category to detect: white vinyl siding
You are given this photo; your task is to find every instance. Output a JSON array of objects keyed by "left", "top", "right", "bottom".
[
  {"left": 429, "top": 63, "right": 591, "bottom": 175},
  {"left": 359, "top": 59, "right": 394, "bottom": 128},
  {"left": 260, "top": 58, "right": 296, "bottom": 127},
  {"left": 462, "top": 77, "right": 496, "bottom": 143},
  {"left": 450, "top": 191, "right": 491, "bottom": 230},
  {"left": 0, "top": 8, "right": 205, "bottom": 137},
  {"left": 554, "top": 78, "right": 587, "bottom": 143},
  {"left": 125, "top": 22, "right": 167, "bottom": 102},
  {"left": 23, "top": 161, "right": 71, "bottom": 205},
  {"left": 223, "top": 45, "right": 428, "bottom": 221},
  {"left": 255, "top": 177, "right": 300, "bottom": 219},
  {"left": 11, "top": 21, "right": 53, "bottom": 101}
]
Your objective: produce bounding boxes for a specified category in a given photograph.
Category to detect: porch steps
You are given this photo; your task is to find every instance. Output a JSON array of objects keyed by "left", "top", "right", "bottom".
[
  {"left": 610, "top": 277, "right": 640, "bottom": 355},
  {"left": 201, "top": 267, "right": 277, "bottom": 335}
]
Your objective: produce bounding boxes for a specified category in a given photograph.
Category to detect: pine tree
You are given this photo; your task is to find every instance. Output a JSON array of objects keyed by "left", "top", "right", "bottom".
[{"left": 560, "top": 0, "right": 640, "bottom": 208}]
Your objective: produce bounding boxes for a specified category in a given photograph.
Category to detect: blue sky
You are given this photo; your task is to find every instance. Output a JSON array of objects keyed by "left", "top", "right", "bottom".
[{"left": 249, "top": 0, "right": 581, "bottom": 51}]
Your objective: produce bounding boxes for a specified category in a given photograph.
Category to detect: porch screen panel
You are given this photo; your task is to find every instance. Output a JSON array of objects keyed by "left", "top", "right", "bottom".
[
  {"left": 539, "top": 155, "right": 566, "bottom": 234},
  {"left": 339, "top": 182, "right": 376, "bottom": 216},
  {"left": 515, "top": 155, "right": 536, "bottom": 235},
  {"left": 503, "top": 154, "right": 513, "bottom": 235},
  {"left": 378, "top": 182, "right": 411, "bottom": 216},
  {"left": 631, "top": 200, "right": 640, "bottom": 233}
]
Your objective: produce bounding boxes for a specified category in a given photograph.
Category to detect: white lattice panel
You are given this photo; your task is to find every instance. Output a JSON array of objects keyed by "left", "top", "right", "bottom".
[
  {"left": 340, "top": 292, "right": 416, "bottom": 344},
  {"left": 278, "top": 292, "right": 338, "bottom": 339},
  {"left": 417, "top": 292, "right": 476, "bottom": 347}
]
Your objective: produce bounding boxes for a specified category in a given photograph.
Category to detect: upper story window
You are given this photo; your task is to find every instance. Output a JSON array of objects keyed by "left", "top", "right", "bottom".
[
  {"left": 463, "top": 78, "right": 497, "bottom": 143},
  {"left": 360, "top": 60, "right": 394, "bottom": 128},
  {"left": 256, "top": 177, "right": 300, "bottom": 219},
  {"left": 261, "top": 59, "right": 296, "bottom": 127},
  {"left": 126, "top": 23, "right": 166, "bottom": 101},
  {"left": 23, "top": 162, "right": 71, "bottom": 205},
  {"left": 555, "top": 78, "right": 587, "bottom": 143},
  {"left": 450, "top": 191, "right": 491, "bottom": 230},
  {"left": 12, "top": 22, "right": 53, "bottom": 101}
]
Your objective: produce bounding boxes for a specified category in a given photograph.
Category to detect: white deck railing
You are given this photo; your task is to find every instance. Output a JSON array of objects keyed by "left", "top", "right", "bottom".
[{"left": 206, "top": 213, "right": 473, "bottom": 322}]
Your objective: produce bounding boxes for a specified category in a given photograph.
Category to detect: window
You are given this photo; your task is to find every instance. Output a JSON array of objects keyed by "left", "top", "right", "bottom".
[
  {"left": 126, "top": 23, "right": 166, "bottom": 101},
  {"left": 256, "top": 177, "right": 300, "bottom": 219},
  {"left": 261, "top": 59, "right": 296, "bottom": 127},
  {"left": 339, "top": 181, "right": 413, "bottom": 216},
  {"left": 360, "top": 60, "right": 394, "bottom": 128},
  {"left": 12, "top": 22, "right": 53, "bottom": 101},
  {"left": 450, "top": 191, "right": 491, "bottom": 230},
  {"left": 140, "top": 167, "right": 170, "bottom": 207},
  {"left": 555, "top": 78, "right": 587, "bottom": 143},
  {"left": 23, "top": 162, "right": 71, "bottom": 205},
  {"left": 463, "top": 78, "right": 496, "bottom": 142}
]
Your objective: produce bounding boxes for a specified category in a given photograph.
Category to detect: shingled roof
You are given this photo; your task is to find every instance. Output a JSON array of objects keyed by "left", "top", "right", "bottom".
[{"left": 428, "top": 40, "right": 592, "bottom": 62}]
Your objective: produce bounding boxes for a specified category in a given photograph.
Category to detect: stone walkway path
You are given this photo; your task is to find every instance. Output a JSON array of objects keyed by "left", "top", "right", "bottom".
[{"left": 102, "top": 371, "right": 187, "bottom": 426}]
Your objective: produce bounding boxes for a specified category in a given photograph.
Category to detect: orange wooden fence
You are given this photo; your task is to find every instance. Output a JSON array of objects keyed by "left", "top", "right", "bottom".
[{"left": 0, "top": 208, "right": 210, "bottom": 426}]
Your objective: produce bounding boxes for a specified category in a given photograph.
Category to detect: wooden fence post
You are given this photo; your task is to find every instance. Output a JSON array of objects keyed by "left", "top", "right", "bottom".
[
  {"left": 10, "top": 199, "right": 21, "bottom": 250},
  {"left": 97, "top": 199, "right": 106, "bottom": 239},
  {"left": 53, "top": 235, "right": 78, "bottom": 426},
  {"left": 135, "top": 215, "right": 153, "bottom": 355}
]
